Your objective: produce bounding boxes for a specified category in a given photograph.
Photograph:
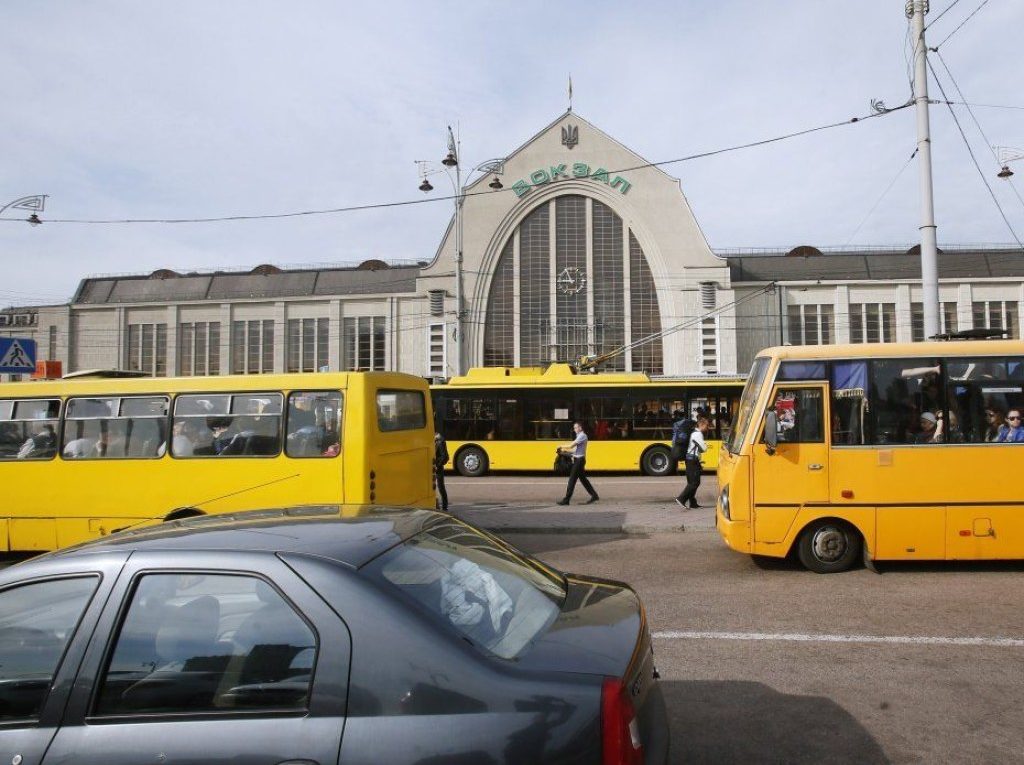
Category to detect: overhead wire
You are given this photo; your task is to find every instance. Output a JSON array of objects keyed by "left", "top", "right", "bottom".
[
  {"left": 933, "top": 50, "right": 1024, "bottom": 218},
  {"left": 932, "top": 0, "right": 990, "bottom": 49},
  {"left": 843, "top": 147, "right": 918, "bottom": 246},
  {"left": 6, "top": 104, "right": 910, "bottom": 226}
]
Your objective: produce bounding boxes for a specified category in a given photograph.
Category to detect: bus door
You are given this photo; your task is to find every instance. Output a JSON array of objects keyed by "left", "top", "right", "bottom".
[{"left": 751, "top": 385, "right": 829, "bottom": 547}]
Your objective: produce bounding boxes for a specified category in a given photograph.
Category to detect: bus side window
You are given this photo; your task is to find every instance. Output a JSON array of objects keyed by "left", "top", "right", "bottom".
[
  {"left": 768, "top": 389, "right": 824, "bottom": 444},
  {"left": 63, "top": 396, "right": 168, "bottom": 459},
  {"left": 0, "top": 399, "right": 61, "bottom": 460},
  {"left": 287, "top": 391, "right": 342, "bottom": 458},
  {"left": 946, "top": 356, "right": 1024, "bottom": 443}
]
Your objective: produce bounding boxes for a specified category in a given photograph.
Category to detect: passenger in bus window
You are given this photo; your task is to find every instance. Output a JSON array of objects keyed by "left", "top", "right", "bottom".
[
  {"left": 984, "top": 404, "right": 1007, "bottom": 442},
  {"left": 995, "top": 409, "right": 1024, "bottom": 443},
  {"left": 914, "top": 412, "right": 943, "bottom": 444},
  {"left": 17, "top": 424, "right": 56, "bottom": 459}
]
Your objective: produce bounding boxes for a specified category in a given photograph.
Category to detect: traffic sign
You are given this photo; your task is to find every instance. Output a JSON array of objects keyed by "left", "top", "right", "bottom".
[{"left": 0, "top": 338, "right": 37, "bottom": 373}]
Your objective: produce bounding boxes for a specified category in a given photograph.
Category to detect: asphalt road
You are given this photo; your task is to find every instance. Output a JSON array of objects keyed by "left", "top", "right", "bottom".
[{"left": 505, "top": 531, "right": 1024, "bottom": 765}]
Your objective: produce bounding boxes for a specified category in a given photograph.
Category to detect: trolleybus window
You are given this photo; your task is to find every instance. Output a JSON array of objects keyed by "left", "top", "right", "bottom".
[
  {"left": 0, "top": 398, "right": 60, "bottom": 460},
  {"left": 286, "top": 391, "right": 342, "bottom": 457},
  {"left": 63, "top": 396, "right": 169, "bottom": 459}
]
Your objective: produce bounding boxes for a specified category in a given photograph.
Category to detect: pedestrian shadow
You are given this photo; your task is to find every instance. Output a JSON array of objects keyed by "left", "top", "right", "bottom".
[{"left": 660, "top": 680, "right": 889, "bottom": 764}]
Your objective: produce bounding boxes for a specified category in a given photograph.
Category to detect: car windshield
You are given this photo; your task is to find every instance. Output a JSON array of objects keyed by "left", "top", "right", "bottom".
[
  {"left": 363, "top": 518, "right": 565, "bottom": 660},
  {"left": 724, "top": 356, "right": 771, "bottom": 454}
]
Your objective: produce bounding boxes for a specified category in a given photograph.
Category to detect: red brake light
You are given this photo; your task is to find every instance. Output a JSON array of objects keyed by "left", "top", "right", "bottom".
[{"left": 601, "top": 677, "right": 644, "bottom": 765}]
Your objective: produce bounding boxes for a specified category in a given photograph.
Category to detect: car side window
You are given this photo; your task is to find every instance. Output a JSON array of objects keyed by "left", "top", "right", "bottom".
[
  {"left": 0, "top": 577, "right": 99, "bottom": 722},
  {"left": 94, "top": 573, "right": 316, "bottom": 716}
]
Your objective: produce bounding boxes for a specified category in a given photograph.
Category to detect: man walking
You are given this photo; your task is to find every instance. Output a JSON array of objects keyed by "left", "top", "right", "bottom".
[
  {"left": 676, "top": 416, "right": 709, "bottom": 509},
  {"left": 556, "top": 421, "right": 599, "bottom": 506}
]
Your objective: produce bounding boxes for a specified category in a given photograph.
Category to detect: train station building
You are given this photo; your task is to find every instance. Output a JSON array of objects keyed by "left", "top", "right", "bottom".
[{"left": 3, "top": 111, "right": 1023, "bottom": 381}]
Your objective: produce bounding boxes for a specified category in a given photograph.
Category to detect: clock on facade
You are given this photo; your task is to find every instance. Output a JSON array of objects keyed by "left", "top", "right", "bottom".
[{"left": 556, "top": 266, "right": 587, "bottom": 295}]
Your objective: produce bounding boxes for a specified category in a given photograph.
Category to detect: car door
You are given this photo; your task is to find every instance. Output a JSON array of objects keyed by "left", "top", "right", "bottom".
[
  {"left": 0, "top": 554, "right": 127, "bottom": 765},
  {"left": 43, "top": 549, "right": 351, "bottom": 765}
]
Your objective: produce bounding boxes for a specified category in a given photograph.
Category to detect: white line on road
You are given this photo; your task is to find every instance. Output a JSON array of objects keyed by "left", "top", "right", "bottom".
[{"left": 653, "top": 630, "right": 1024, "bottom": 647}]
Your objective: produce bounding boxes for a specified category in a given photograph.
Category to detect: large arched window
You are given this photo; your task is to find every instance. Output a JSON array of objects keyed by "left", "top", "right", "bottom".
[{"left": 483, "top": 195, "right": 663, "bottom": 373}]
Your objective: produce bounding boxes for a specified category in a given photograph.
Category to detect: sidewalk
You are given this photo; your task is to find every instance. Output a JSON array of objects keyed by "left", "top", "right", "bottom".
[{"left": 449, "top": 479, "right": 719, "bottom": 535}]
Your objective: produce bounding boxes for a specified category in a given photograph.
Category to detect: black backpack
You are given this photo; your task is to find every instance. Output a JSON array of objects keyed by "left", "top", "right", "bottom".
[{"left": 671, "top": 418, "right": 696, "bottom": 460}]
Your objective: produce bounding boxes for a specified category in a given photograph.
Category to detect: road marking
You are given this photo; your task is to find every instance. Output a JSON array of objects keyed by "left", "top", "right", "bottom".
[{"left": 652, "top": 630, "right": 1024, "bottom": 648}]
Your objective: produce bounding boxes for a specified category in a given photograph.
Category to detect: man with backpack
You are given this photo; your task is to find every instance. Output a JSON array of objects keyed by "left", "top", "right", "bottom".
[
  {"left": 670, "top": 411, "right": 697, "bottom": 501},
  {"left": 676, "top": 415, "right": 710, "bottom": 509}
]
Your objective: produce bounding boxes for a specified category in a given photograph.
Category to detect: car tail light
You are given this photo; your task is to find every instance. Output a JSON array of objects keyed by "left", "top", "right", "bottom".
[{"left": 602, "top": 677, "right": 644, "bottom": 765}]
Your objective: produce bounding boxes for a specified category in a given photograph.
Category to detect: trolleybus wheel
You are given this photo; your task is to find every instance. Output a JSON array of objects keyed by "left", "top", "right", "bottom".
[
  {"left": 456, "top": 446, "right": 489, "bottom": 477},
  {"left": 641, "top": 446, "right": 672, "bottom": 477},
  {"left": 797, "top": 519, "right": 861, "bottom": 573}
]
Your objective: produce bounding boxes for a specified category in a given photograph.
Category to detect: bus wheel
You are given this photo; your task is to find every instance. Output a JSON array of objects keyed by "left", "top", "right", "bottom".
[
  {"left": 456, "top": 446, "right": 489, "bottom": 477},
  {"left": 641, "top": 446, "right": 672, "bottom": 477},
  {"left": 164, "top": 507, "right": 205, "bottom": 522},
  {"left": 797, "top": 520, "right": 861, "bottom": 573}
]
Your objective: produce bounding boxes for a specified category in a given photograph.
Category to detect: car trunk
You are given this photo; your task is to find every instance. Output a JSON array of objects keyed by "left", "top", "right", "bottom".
[{"left": 516, "top": 574, "right": 668, "bottom": 763}]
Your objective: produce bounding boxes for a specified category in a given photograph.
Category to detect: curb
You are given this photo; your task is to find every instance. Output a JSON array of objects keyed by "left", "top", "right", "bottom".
[{"left": 464, "top": 523, "right": 713, "bottom": 535}]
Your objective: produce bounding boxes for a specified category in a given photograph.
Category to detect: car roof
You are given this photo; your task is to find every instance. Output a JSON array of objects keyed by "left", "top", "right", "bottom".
[{"left": 46, "top": 505, "right": 444, "bottom": 569}]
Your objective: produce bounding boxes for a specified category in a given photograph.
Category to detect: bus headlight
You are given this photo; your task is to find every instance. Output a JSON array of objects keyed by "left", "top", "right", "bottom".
[{"left": 719, "top": 485, "right": 731, "bottom": 520}]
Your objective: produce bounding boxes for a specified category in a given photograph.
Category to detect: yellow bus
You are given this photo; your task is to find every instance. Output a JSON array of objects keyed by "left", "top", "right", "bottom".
[
  {"left": 0, "top": 371, "right": 434, "bottom": 552},
  {"left": 716, "top": 340, "right": 1024, "bottom": 572},
  {"left": 432, "top": 364, "right": 745, "bottom": 476}
]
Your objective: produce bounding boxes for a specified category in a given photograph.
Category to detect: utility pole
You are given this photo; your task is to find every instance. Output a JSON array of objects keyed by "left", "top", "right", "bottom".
[{"left": 908, "top": 0, "right": 940, "bottom": 340}]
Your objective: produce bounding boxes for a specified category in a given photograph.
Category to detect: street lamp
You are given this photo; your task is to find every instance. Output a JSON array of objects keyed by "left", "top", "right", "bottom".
[
  {"left": 417, "top": 126, "right": 505, "bottom": 376},
  {"left": 995, "top": 147, "right": 1023, "bottom": 179},
  {"left": 0, "top": 195, "right": 47, "bottom": 225}
]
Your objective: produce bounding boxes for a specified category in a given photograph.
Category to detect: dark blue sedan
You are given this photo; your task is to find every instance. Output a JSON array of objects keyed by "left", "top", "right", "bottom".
[{"left": 0, "top": 506, "right": 668, "bottom": 764}]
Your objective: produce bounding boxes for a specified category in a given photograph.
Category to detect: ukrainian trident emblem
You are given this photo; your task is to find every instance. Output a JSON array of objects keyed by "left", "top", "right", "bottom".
[{"left": 561, "top": 124, "right": 579, "bottom": 150}]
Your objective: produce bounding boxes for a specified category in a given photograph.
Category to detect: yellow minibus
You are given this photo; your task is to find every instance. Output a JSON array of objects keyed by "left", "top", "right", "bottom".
[
  {"left": 432, "top": 364, "right": 744, "bottom": 476},
  {"left": 0, "top": 371, "right": 434, "bottom": 552},
  {"left": 717, "top": 340, "right": 1024, "bottom": 572}
]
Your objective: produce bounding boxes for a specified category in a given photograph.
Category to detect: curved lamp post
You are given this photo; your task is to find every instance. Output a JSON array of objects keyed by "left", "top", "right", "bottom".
[
  {"left": 0, "top": 195, "right": 47, "bottom": 226},
  {"left": 417, "top": 127, "right": 504, "bottom": 376}
]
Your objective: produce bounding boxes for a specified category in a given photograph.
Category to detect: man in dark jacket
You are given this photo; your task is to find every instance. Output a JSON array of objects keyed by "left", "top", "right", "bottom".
[{"left": 434, "top": 432, "right": 450, "bottom": 511}]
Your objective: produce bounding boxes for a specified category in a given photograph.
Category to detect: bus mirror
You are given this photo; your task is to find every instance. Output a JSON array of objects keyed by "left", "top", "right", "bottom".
[{"left": 764, "top": 411, "right": 778, "bottom": 455}]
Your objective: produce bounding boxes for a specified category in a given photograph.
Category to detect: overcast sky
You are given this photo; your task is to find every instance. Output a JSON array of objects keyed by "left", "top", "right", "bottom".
[{"left": 1, "top": 0, "right": 1021, "bottom": 307}]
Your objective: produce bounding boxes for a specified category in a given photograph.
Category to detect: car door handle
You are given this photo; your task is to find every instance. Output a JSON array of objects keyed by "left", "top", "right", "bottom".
[{"left": 808, "top": 463, "right": 824, "bottom": 470}]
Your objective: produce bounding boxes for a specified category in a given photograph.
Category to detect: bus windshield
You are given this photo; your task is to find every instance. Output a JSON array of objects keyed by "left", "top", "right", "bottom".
[{"left": 724, "top": 356, "right": 770, "bottom": 454}]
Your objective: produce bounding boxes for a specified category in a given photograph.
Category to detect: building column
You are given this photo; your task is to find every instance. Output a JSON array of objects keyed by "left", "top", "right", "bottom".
[
  {"left": 220, "top": 304, "right": 231, "bottom": 375},
  {"left": 329, "top": 299, "right": 342, "bottom": 372},
  {"left": 585, "top": 197, "right": 595, "bottom": 355},
  {"left": 834, "top": 286, "right": 851, "bottom": 344},
  {"left": 895, "top": 284, "right": 912, "bottom": 343},
  {"left": 958, "top": 283, "right": 973, "bottom": 329},
  {"left": 274, "top": 301, "right": 286, "bottom": 373},
  {"left": 166, "top": 305, "right": 180, "bottom": 375}
]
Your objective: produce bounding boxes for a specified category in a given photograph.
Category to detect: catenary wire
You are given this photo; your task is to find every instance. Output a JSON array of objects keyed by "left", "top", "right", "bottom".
[
  {"left": 7, "top": 105, "right": 910, "bottom": 226},
  {"left": 843, "top": 148, "right": 918, "bottom": 246},
  {"left": 927, "top": 58, "right": 1024, "bottom": 248},
  {"left": 933, "top": 0, "right": 990, "bottom": 49}
]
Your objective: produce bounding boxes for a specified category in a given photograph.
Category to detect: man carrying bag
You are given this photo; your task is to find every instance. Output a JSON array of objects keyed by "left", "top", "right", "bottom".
[{"left": 675, "top": 416, "right": 708, "bottom": 509}]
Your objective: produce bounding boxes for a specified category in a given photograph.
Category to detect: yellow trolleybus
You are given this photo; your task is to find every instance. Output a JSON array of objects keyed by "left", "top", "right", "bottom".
[
  {"left": 432, "top": 364, "right": 744, "bottom": 477},
  {"left": 0, "top": 370, "right": 434, "bottom": 552},
  {"left": 716, "top": 339, "right": 1024, "bottom": 572}
]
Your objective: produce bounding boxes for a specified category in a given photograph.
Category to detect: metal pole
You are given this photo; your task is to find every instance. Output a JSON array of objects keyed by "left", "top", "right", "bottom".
[
  {"left": 909, "top": 1, "right": 940, "bottom": 340},
  {"left": 454, "top": 156, "right": 464, "bottom": 377}
]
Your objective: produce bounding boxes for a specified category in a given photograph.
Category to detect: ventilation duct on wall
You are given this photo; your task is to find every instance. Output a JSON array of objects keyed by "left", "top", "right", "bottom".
[
  {"left": 699, "top": 282, "right": 717, "bottom": 310},
  {"left": 428, "top": 289, "right": 446, "bottom": 317}
]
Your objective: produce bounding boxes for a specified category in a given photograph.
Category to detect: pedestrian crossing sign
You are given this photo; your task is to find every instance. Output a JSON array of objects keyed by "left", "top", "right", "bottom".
[{"left": 0, "top": 338, "right": 37, "bottom": 373}]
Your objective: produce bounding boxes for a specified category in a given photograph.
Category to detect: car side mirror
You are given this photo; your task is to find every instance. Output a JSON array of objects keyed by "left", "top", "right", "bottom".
[{"left": 764, "top": 411, "right": 778, "bottom": 455}]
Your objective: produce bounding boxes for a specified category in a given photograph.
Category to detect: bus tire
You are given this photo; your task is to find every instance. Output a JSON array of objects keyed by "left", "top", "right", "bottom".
[
  {"left": 455, "top": 446, "right": 489, "bottom": 477},
  {"left": 797, "top": 519, "right": 861, "bottom": 573},
  {"left": 164, "top": 507, "right": 206, "bottom": 522},
  {"left": 641, "top": 446, "right": 673, "bottom": 477}
]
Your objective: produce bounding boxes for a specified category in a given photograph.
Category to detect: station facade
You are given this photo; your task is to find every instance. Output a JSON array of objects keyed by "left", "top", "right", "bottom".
[{"left": 2, "top": 112, "right": 1023, "bottom": 381}]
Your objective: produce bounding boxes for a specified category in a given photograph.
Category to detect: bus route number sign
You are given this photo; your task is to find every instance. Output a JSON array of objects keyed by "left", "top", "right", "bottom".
[{"left": 0, "top": 337, "right": 37, "bottom": 373}]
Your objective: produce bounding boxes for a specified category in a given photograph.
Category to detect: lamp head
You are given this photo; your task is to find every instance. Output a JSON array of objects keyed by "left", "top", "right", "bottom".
[
  {"left": 997, "top": 165, "right": 1014, "bottom": 179},
  {"left": 488, "top": 176, "right": 503, "bottom": 190},
  {"left": 419, "top": 178, "right": 434, "bottom": 193},
  {"left": 441, "top": 152, "right": 458, "bottom": 168},
  {"left": 27, "top": 213, "right": 42, "bottom": 226}
]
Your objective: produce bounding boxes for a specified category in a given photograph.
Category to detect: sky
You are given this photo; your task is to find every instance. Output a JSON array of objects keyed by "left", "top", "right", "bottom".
[{"left": 0, "top": 0, "right": 1021, "bottom": 307}]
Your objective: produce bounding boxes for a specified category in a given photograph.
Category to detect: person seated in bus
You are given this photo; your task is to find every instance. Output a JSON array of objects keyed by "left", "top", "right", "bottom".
[
  {"left": 593, "top": 419, "right": 610, "bottom": 440},
  {"left": 913, "top": 411, "right": 943, "bottom": 444},
  {"left": 984, "top": 403, "right": 1007, "bottom": 442},
  {"left": 166, "top": 419, "right": 201, "bottom": 457},
  {"left": 995, "top": 409, "right": 1024, "bottom": 443},
  {"left": 62, "top": 429, "right": 115, "bottom": 458},
  {"left": 17, "top": 424, "right": 57, "bottom": 459},
  {"left": 207, "top": 417, "right": 237, "bottom": 455}
]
